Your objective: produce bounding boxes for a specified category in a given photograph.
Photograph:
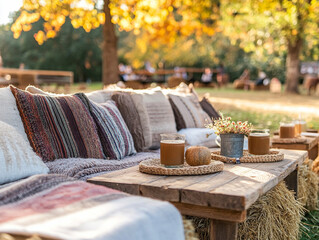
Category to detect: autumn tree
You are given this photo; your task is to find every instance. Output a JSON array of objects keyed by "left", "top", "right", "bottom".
[
  {"left": 11, "top": 0, "right": 219, "bottom": 86},
  {"left": 220, "top": 0, "right": 319, "bottom": 93}
]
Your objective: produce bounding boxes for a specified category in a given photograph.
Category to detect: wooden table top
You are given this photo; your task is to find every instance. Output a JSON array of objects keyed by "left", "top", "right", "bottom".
[{"left": 88, "top": 149, "right": 307, "bottom": 212}]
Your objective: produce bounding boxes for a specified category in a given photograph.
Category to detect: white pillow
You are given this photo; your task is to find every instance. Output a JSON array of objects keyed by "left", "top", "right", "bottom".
[
  {"left": 178, "top": 128, "right": 218, "bottom": 148},
  {"left": 0, "top": 121, "right": 49, "bottom": 184},
  {"left": 0, "top": 87, "right": 29, "bottom": 143}
]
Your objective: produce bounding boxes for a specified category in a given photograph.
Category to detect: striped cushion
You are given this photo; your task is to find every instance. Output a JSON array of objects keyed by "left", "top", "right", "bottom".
[
  {"left": 10, "top": 86, "right": 105, "bottom": 162},
  {"left": 84, "top": 99, "right": 136, "bottom": 160}
]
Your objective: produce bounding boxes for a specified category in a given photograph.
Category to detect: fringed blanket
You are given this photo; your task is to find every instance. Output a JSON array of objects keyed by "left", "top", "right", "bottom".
[
  {"left": 46, "top": 152, "right": 160, "bottom": 180},
  {"left": 0, "top": 174, "right": 184, "bottom": 240}
]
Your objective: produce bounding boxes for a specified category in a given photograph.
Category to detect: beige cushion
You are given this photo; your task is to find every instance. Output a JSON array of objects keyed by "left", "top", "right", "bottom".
[
  {"left": 85, "top": 90, "right": 113, "bottom": 103},
  {"left": 167, "top": 92, "right": 211, "bottom": 130},
  {"left": 0, "top": 87, "right": 29, "bottom": 142},
  {"left": 140, "top": 90, "right": 177, "bottom": 149}
]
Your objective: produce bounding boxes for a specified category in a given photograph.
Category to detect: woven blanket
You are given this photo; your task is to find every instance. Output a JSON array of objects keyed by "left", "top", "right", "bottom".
[
  {"left": 46, "top": 152, "right": 160, "bottom": 180},
  {"left": 0, "top": 174, "right": 184, "bottom": 240}
]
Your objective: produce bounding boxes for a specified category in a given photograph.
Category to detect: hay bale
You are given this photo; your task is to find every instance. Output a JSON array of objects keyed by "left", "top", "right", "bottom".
[
  {"left": 185, "top": 216, "right": 210, "bottom": 240},
  {"left": 238, "top": 181, "right": 304, "bottom": 240},
  {"left": 312, "top": 155, "right": 319, "bottom": 175},
  {"left": 186, "top": 182, "right": 306, "bottom": 240},
  {"left": 298, "top": 164, "right": 309, "bottom": 206},
  {"left": 183, "top": 217, "right": 199, "bottom": 240},
  {"left": 298, "top": 159, "right": 319, "bottom": 210}
]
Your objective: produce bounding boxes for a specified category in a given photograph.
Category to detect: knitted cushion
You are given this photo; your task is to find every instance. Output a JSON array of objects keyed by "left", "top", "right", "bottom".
[
  {"left": 140, "top": 90, "right": 177, "bottom": 149},
  {"left": 10, "top": 86, "right": 104, "bottom": 162},
  {"left": 200, "top": 97, "right": 221, "bottom": 120},
  {"left": 83, "top": 99, "right": 136, "bottom": 160},
  {"left": 168, "top": 93, "right": 209, "bottom": 130},
  {"left": 0, "top": 121, "right": 49, "bottom": 184},
  {"left": 111, "top": 92, "right": 145, "bottom": 152},
  {"left": 0, "top": 87, "right": 29, "bottom": 143}
]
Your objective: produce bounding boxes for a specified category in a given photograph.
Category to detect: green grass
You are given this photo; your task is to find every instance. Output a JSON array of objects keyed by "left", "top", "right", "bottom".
[
  {"left": 218, "top": 109, "right": 319, "bottom": 133},
  {"left": 300, "top": 210, "right": 319, "bottom": 240}
]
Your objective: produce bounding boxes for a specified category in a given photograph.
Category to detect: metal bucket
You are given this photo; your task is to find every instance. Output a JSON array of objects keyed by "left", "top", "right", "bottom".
[{"left": 220, "top": 134, "right": 244, "bottom": 158}]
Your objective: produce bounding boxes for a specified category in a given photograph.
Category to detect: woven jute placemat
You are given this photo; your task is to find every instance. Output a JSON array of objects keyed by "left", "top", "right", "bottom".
[
  {"left": 211, "top": 150, "right": 284, "bottom": 164},
  {"left": 139, "top": 159, "right": 224, "bottom": 176},
  {"left": 272, "top": 137, "right": 307, "bottom": 144}
]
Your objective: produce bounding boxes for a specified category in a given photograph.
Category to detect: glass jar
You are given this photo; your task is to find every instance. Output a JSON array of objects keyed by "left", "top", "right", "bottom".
[
  {"left": 160, "top": 133, "right": 185, "bottom": 168},
  {"left": 248, "top": 129, "right": 270, "bottom": 155},
  {"left": 279, "top": 122, "right": 295, "bottom": 138}
]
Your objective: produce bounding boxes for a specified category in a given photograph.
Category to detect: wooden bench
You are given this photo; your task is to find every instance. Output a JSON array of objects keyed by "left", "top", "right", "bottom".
[{"left": 0, "top": 68, "right": 73, "bottom": 89}]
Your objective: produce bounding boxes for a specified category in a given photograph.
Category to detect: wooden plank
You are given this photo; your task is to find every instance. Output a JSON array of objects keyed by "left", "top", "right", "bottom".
[
  {"left": 172, "top": 202, "right": 246, "bottom": 222},
  {"left": 181, "top": 163, "right": 264, "bottom": 210},
  {"left": 210, "top": 220, "right": 238, "bottom": 240},
  {"left": 0, "top": 68, "right": 73, "bottom": 76},
  {"left": 139, "top": 173, "right": 218, "bottom": 202},
  {"left": 88, "top": 166, "right": 165, "bottom": 195},
  {"left": 272, "top": 143, "right": 308, "bottom": 151},
  {"left": 284, "top": 169, "right": 298, "bottom": 198}
]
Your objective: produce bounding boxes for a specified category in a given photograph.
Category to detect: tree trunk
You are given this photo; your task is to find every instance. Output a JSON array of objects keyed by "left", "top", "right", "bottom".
[
  {"left": 285, "top": 37, "right": 302, "bottom": 94},
  {"left": 102, "top": 0, "right": 119, "bottom": 86}
]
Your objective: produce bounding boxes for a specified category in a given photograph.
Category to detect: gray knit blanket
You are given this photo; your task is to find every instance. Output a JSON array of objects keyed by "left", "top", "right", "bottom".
[{"left": 46, "top": 152, "right": 160, "bottom": 180}]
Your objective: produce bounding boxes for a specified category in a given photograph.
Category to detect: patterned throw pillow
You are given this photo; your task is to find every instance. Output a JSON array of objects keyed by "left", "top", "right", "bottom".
[
  {"left": 111, "top": 92, "right": 145, "bottom": 152},
  {"left": 0, "top": 121, "right": 49, "bottom": 184},
  {"left": 10, "top": 86, "right": 105, "bottom": 162},
  {"left": 82, "top": 98, "right": 136, "bottom": 160}
]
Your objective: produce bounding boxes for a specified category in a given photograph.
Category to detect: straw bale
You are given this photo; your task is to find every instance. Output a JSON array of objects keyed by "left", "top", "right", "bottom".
[
  {"left": 186, "top": 182, "right": 304, "bottom": 240},
  {"left": 238, "top": 181, "right": 304, "bottom": 240},
  {"left": 304, "top": 160, "right": 319, "bottom": 210},
  {"left": 312, "top": 155, "right": 319, "bottom": 175},
  {"left": 183, "top": 217, "right": 199, "bottom": 240},
  {"left": 185, "top": 216, "right": 209, "bottom": 240}
]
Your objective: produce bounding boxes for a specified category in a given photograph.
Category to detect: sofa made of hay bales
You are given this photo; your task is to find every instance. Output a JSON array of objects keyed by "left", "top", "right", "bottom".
[
  {"left": 0, "top": 83, "right": 316, "bottom": 240},
  {"left": 1, "top": 85, "right": 214, "bottom": 240},
  {"left": 0, "top": 83, "right": 220, "bottom": 240}
]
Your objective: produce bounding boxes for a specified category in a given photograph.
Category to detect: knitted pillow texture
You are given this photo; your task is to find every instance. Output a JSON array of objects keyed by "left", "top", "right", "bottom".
[
  {"left": 82, "top": 98, "right": 136, "bottom": 160},
  {"left": 10, "top": 86, "right": 104, "bottom": 162},
  {"left": 111, "top": 92, "right": 145, "bottom": 152},
  {"left": 0, "top": 121, "right": 49, "bottom": 184},
  {"left": 0, "top": 87, "right": 29, "bottom": 143},
  {"left": 139, "top": 90, "right": 177, "bottom": 149},
  {"left": 168, "top": 93, "right": 207, "bottom": 130}
]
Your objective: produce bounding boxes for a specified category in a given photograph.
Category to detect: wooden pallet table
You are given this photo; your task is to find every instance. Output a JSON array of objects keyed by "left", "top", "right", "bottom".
[
  {"left": 88, "top": 149, "right": 307, "bottom": 240},
  {"left": 272, "top": 135, "right": 319, "bottom": 160}
]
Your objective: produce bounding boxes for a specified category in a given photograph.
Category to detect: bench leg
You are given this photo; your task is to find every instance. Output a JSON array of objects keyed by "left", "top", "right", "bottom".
[
  {"left": 308, "top": 144, "right": 318, "bottom": 160},
  {"left": 210, "top": 219, "right": 238, "bottom": 240},
  {"left": 284, "top": 169, "right": 298, "bottom": 198}
]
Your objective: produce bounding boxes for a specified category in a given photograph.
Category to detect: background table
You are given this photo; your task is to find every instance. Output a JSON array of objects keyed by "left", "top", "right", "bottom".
[
  {"left": 272, "top": 135, "right": 319, "bottom": 160},
  {"left": 88, "top": 149, "right": 307, "bottom": 240}
]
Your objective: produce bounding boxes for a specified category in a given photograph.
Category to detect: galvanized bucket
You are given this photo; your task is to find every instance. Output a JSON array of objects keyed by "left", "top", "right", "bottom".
[{"left": 220, "top": 134, "right": 244, "bottom": 158}]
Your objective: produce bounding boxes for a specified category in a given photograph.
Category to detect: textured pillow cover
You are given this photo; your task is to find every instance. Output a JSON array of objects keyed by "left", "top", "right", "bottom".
[
  {"left": 138, "top": 90, "right": 177, "bottom": 149},
  {"left": 10, "top": 86, "right": 104, "bottom": 162},
  {"left": 111, "top": 92, "right": 145, "bottom": 152},
  {"left": 81, "top": 98, "right": 136, "bottom": 160},
  {"left": 200, "top": 97, "right": 221, "bottom": 120},
  {"left": 168, "top": 93, "right": 206, "bottom": 130},
  {"left": 0, "top": 87, "right": 29, "bottom": 143},
  {"left": 0, "top": 121, "right": 49, "bottom": 184}
]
